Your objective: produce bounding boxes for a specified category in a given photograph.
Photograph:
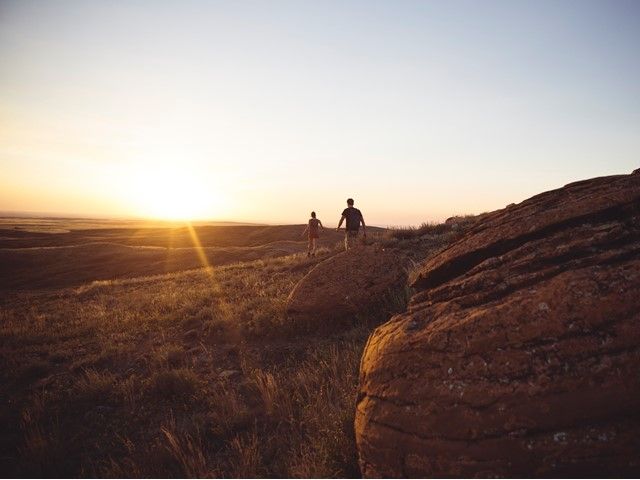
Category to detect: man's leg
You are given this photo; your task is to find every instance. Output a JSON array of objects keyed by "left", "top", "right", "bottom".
[
  {"left": 311, "top": 238, "right": 317, "bottom": 256},
  {"left": 345, "top": 231, "right": 357, "bottom": 250},
  {"left": 308, "top": 237, "right": 312, "bottom": 256}
]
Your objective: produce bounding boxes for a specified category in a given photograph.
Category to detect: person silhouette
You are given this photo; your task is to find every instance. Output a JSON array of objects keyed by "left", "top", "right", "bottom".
[
  {"left": 336, "top": 198, "right": 366, "bottom": 250},
  {"left": 301, "top": 211, "right": 324, "bottom": 256}
]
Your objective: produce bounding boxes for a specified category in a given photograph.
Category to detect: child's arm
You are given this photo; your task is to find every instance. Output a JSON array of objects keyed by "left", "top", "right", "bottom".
[
  {"left": 301, "top": 225, "right": 308, "bottom": 237},
  {"left": 319, "top": 220, "right": 324, "bottom": 230}
]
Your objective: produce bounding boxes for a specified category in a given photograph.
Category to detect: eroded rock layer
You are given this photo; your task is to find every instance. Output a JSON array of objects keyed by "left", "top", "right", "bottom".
[
  {"left": 286, "top": 247, "right": 408, "bottom": 332},
  {"left": 356, "top": 172, "right": 640, "bottom": 477}
]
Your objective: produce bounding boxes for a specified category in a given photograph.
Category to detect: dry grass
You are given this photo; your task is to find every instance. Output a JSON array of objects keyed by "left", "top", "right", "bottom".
[
  {"left": 147, "top": 369, "right": 200, "bottom": 399},
  {"left": 0, "top": 221, "right": 460, "bottom": 477},
  {"left": 384, "top": 216, "right": 476, "bottom": 242},
  {"left": 0, "top": 223, "right": 351, "bottom": 290},
  {"left": 0, "top": 251, "right": 370, "bottom": 477},
  {"left": 160, "top": 422, "right": 210, "bottom": 478}
]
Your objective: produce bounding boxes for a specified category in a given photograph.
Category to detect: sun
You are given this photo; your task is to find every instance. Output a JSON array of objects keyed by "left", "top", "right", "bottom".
[{"left": 127, "top": 163, "right": 225, "bottom": 221}]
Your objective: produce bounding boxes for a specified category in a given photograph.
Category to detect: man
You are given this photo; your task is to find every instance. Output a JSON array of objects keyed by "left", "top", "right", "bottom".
[{"left": 336, "top": 198, "right": 366, "bottom": 250}]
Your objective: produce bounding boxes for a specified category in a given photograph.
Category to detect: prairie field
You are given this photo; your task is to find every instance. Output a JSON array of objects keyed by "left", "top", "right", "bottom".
[{"left": 0, "top": 217, "right": 464, "bottom": 477}]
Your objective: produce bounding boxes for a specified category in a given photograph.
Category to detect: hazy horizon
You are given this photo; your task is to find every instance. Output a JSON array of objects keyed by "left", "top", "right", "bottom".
[
  {"left": 1, "top": 0, "right": 639, "bottom": 225},
  {"left": 0, "top": 165, "right": 637, "bottom": 228}
]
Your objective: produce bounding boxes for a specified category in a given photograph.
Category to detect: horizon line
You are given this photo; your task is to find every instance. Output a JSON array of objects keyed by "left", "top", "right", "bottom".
[{"left": 0, "top": 209, "right": 453, "bottom": 229}]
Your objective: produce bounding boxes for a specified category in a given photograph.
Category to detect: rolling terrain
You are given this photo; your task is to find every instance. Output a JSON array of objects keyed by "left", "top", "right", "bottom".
[
  {"left": 0, "top": 218, "right": 378, "bottom": 290},
  {"left": 0, "top": 217, "right": 456, "bottom": 477}
]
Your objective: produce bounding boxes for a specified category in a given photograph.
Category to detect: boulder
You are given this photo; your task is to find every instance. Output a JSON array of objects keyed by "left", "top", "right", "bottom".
[
  {"left": 356, "top": 172, "right": 640, "bottom": 477},
  {"left": 286, "top": 246, "right": 408, "bottom": 332}
]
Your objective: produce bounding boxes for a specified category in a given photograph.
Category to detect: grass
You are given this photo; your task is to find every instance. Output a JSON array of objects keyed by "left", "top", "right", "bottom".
[
  {"left": 0, "top": 220, "right": 467, "bottom": 477},
  {"left": 0, "top": 251, "right": 365, "bottom": 477},
  {"left": 383, "top": 215, "right": 477, "bottom": 242},
  {"left": 147, "top": 369, "right": 200, "bottom": 399},
  {"left": 0, "top": 222, "right": 352, "bottom": 290}
]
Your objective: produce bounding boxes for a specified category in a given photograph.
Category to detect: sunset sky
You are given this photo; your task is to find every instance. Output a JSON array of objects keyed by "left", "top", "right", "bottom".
[{"left": 1, "top": 0, "right": 639, "bottom": 226}]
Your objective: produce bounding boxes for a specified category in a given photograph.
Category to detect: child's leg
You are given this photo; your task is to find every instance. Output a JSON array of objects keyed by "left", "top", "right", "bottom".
[{"left": 311, "top": 238, "right": 317, "bottom": 255}]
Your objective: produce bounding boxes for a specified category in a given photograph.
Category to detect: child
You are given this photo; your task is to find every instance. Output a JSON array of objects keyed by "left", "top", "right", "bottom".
[{"left": 301, "top": 211, "right": 324, "bottom": 257}]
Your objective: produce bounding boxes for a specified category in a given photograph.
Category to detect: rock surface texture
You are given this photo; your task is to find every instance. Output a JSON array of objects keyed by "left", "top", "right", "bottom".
[
  {"left": 356, "top": 172, "right": 640, "bottom": 477},
  {"left": 286, "top": 246, "right": 408, "bottom": 332}
]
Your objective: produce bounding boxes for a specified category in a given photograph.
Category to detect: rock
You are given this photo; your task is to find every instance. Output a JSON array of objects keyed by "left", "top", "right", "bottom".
[
  {"left": 355, "top": 172, "right": 640, "bottom": 478},
  {"left": 286, "top": 246, "right": 408, "bottom": 332}
]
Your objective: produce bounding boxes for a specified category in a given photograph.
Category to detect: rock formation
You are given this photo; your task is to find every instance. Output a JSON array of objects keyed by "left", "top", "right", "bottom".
[
  {"left": 356, "top": 171, "right": 640, "bottom": 477},
  {"left": 286, "top": 246, "right": 408, "bottom": 332}
]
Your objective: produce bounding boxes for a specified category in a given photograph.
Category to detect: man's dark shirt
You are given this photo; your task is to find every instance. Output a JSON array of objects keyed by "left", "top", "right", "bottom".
[{"left": 342, "top": 207, "right": 363, "bottom": 231}]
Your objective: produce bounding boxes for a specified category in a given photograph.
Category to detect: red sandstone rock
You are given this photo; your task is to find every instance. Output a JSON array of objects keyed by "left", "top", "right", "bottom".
[
  {"left": 286, "top": 246, "right": 408, "bottom": 332},
  {"left": 356, "top": 171, "right": 640, "bottom": 477}
]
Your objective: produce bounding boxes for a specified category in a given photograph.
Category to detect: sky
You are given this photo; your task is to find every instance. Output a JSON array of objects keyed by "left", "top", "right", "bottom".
[{"left": 1, "top": 0, "right": 639, "bottom": 226}]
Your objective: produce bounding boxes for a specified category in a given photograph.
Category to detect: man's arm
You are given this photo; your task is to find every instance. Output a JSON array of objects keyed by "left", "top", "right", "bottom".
[
  {"left": 301, "top": 225, "right": 308, "bottom": 237},
  {"left": 319, "top": 220, "right": 324, "bottom": 230},
  {"left": 336, "top": 215, "right": 345, "bottom": 231},
  {"left": 361, "top": 215, "right": 367, "bottom": 237}
]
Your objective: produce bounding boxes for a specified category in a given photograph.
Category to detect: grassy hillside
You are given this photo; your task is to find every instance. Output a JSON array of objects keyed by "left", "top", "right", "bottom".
[
  {"left": 0, "top": 223, "right": 370, "bottom": 290},
  {"left": 0, "top": 220, "right": 468, "bottom": 477},
  {"left": 0, "top": 219, "right": 385, "bottom": 249}
]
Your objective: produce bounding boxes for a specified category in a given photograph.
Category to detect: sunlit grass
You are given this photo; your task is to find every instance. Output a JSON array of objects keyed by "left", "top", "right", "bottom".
[
  {"left": 0, "top": 219, "right": 465, "bottom": 477},
  {"left": 1, "top": 252, "right": 366, "bottom": 477}
]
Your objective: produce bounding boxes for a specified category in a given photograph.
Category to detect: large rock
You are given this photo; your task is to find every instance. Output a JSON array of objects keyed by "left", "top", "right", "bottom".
[
  {"left": 286, "top": 247, "right": 408, "bottom": 332},
  {"left": 356, "top": 171, "right": 640, "bottom": 477}
]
